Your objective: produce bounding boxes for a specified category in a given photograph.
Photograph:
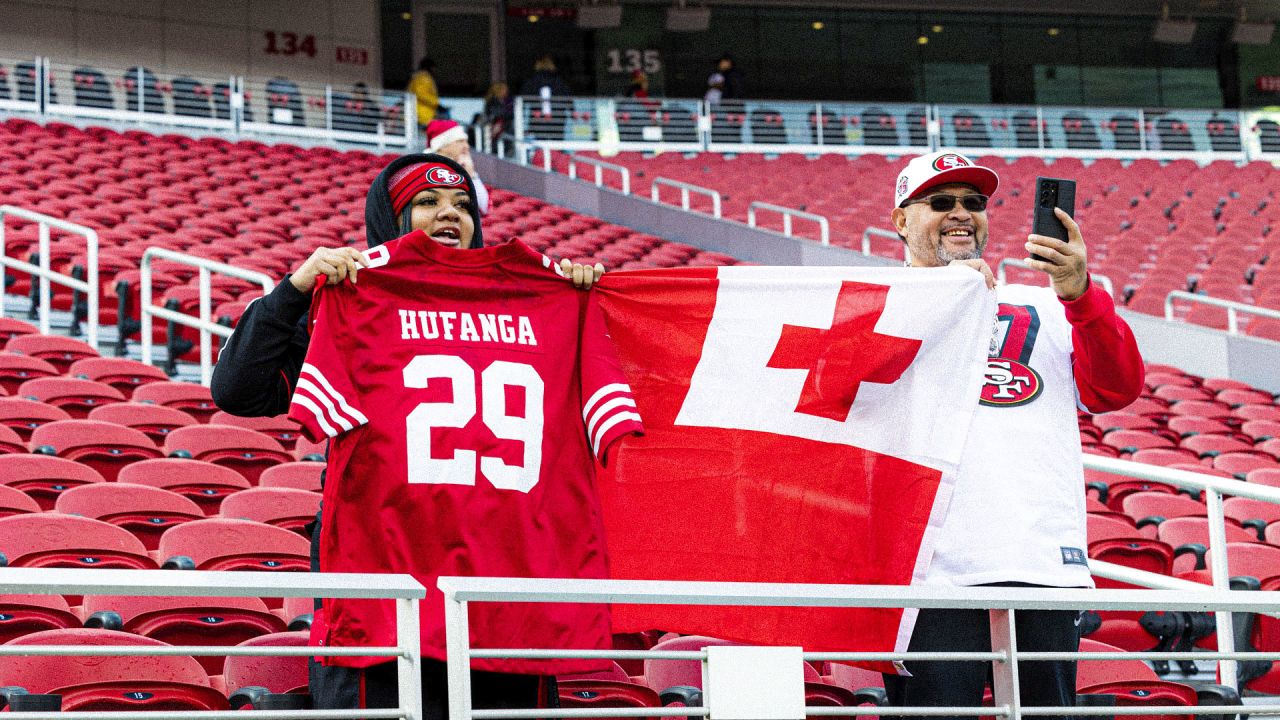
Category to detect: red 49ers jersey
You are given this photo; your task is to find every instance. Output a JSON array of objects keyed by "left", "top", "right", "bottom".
[{"left": 288, "top": 231, "right": 643, "bottom": 674}]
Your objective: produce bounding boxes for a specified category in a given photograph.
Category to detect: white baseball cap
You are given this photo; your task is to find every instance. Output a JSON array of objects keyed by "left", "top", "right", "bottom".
[{"left": 893, "top": 150, "right": 1000, "bottom": 209}]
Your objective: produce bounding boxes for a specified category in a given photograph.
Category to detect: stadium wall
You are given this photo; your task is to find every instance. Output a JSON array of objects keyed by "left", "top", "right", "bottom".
[
  {"left": 0, "top": 0, "right": 379, "bottom": 86},
  {"left": 477, "top": 153, "right": 893, "bottom": 268},
  {"left": 1119, "top": 311, "right": 1280, "bottom": 394}
]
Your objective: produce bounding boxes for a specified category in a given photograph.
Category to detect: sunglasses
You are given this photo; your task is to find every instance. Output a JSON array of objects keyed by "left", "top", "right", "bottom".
[{"left": 901, "top": 194, "right": 989, "bottom": 213}]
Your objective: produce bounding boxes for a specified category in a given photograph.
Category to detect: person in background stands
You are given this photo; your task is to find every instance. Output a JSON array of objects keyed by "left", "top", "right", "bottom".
[
  {"left": 518, "top": 54, "right": 572, "bottom": 99},
  {"left": 408, "top": 57, "right": 440, "bottom": 128},
  {"left": 425, "top": 119, "right": 489, "bottom": 216},
  {"left": 626, "top": 69, "right": 649, "bottom": 99},
  {"left": 483, "top": 82, "right": 513, "bottom": 139}
]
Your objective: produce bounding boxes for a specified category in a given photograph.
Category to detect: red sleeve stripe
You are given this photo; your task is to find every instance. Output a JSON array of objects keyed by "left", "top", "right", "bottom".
[
  {"left": 291, "top": 390, "right": 340, "bottom": 439},
  {"left": 583, "top": 383, "right": 633, "bottom": 421},
  {"left": 586, "top": 395, "right": 638, "bottom": 440},
  {"left": 298, "top": 363, "right": 368, "bottom": 431},
  {"left": 592, "top": 411, "right": 643, "bottom": 457}
]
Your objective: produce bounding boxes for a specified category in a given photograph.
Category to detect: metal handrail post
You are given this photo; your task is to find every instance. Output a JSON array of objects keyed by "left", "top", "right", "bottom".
[
  {"left": 748, "top": 201, "right": 830, "bottom": 246},
  {"left": 445, "top": 595, "right": 472, "bottom": 720},
  {"left": 398, "top": 596, "right": 425, "bottom": 720},
  {"left": 1138, "top": 108, "right": 1148, "bottom": 152},
  {"left": 325, "top": 84, "right": 333, "bottom": 133},
  {"left": 140, "top": 248, "right": 274, "bottom": 384},
  {"left": 1204, "top": 487, "right": 1238, "bottom": 688},
  {"left": 565, "top": 155, "right": 631, "bottom": 195},
  {"left": 861, "top": 227, "right": 902, "bottom": 257},
  {"left": 0, "top": 206, "right": 100, "bottom": 349},
  {"left": 650, "top": 177, "right": 722, "bottom": 218},
  {"left": 989, "top": 609, "right": 1021, "bottom": 720},
  {"left": 514, "top": 96, "right": 525, "bottom": 145},
  {"left": 1238, "top": 110, "right": 1251, "bottom": 162},
  {"left": 1163, "top": 290, "right": 1280, "bottom": 334}
]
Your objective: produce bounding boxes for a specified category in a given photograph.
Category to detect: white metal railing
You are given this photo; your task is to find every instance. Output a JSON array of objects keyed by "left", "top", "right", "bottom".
[
  {"left": 140, "top": 248, "right": 274, "bottom": 386},
  {"left": 0, "top": 567, "right": 424, "bottom": 720},
  {"left": 996, "top": 258, "right": 1115, "bottom": 298},
  {"left": 1165, "top": 290, "right": 1280, "bottom": 335},
  {"left": 0, "top": 206, "right": 99, "bottom": 349},
  {"left": 441, "top": 576, "right": 1275, "bottom": 720},
  {"left": 6, "top": 55, "right": 418, "bottom": 149},
  {"left": 748, "top": 201, "right": 831, "bottom": 246},
  {"left": 861, "top": 227, "right": 904, "bottom": 259},
  {"left": 566, "top": 154, "right": 631, "bottom": 195},
  {"left": 650, "top": 177, "right": 722, "bottom": 218}
]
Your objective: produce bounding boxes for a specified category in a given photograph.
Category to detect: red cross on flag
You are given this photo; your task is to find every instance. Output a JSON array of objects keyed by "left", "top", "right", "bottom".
[{"left": 594, "top": 264, "right": 995, "bottom": 671}]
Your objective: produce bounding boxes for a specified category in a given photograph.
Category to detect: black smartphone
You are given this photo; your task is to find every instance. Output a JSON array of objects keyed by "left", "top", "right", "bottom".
[{"left": 1031, "top": 176, "right": 1076, "bottom": 263}]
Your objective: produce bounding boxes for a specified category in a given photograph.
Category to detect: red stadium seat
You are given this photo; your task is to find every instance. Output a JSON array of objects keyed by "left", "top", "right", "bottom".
[
  {"left": 16, "top": 377, "right": 125, "bottom": 419},
  {"left": 163, "top": 424, "right": 292, "bottom": 483},
  {"left": 117, "top": 458, "right": 251, "bottom": 515},
  {"left": 258, "top": 461, "right": 324, "bottom": 492},
  {"left": 292, "top": 434, "right": 327, "bottom": 461},
  {"left": 224, "top": 631, "right": 312, "bottom": 703},
  {"left": 558, "top": 679, "right": 661, "bottom": 714},
  {"left": 1214, "top": 452, "right": 1279, "bottom": 478},
  {"left": 87, "top": 401, "right": 198, "bottom": 443},
  {"left": 0, "top": 318, "right": 38, "bottom": 344},
  {"left": 67, "top": 356, "right": 169, "bottom": 397},
  {"left": 1178, "top": 434, "right": 1254, "bottom": 458},
  {"left": 0, "top": 594, "right": 79, "bottom": 643},
  {"left": 1159, "top": 517, "right": 1260, "bottom": 574},
  {"left": 0, "top": 424, "right": 23, "bottom": 454},
  {"left": 29, "top": 419, "right": 162, "bottom": 481},
  {"left": 3, "top": 333, "right": 99, "bottom": 373},
  {"left": 1086, "top": 514, "right": 1173, "bottom": 576},
  {"left": 0, "top": 454, "right": 106, "bottom": 510},
  {"left": 0, "top": 484, "right": 39, "bottom": 518},
  {"left": 0, "top": 628, "right": 228, "bottom": 711},
  {"left": 1119, "top": 492, "right": 1207, "bottom": 525},
  {"left": 0, "top": 513, "right": 155, "bottom": 569},
  {"left": 219, "top": 487, "right": 319, "bottom": 535},
  {"left": 132, "top": 381, "right": 219, "bottom": 422},
  {"left": 54, "top": 482, "right": 204, "bottom": 550},
  {"left": 1076, "top": 639, "right": 1200, "bottom": 715},
  {"left": 209, "top": 411, "right": 303, "bottom": 451},
  {"left": 0, "top": 396, "right": 71, "bottom": 440},
  {"left": 158, "top": 518, "right": 310, "bottom": 572},
  {"left": 1101, "top": 430, "right": 1174, "bottom": 455},
  {"left": 0, "top": 351, "right": 59, "bottom": 394},
  {"left": 81, "top": 595, "right": 287, "bottom": 674}
]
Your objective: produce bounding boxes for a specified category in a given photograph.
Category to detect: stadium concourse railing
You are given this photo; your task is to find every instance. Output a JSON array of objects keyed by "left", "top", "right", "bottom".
[
  {"left": 997, "top": 257, "right": 1117, "bottom": 298},
  {"left": 0, "top": 205, "right": 100, "bottom": 350},
  {"left": 650, "top": 177, "right": 723, "bottom": 218},
  {"left": 514, "top": 96, "right": 1280, "bottom": 162},
  {"left": 748, "top": 201, "right": 831, "bottom": 246},
  {"left": 0, "top": 567, "right": 425, "bottom": 719},
  {"left": 140, "top": 247, "right": 275, "bottom": 386},
  {"left": 1165, "top": 291, "right": 1280, "bottom": 336},
  {"left": 0, "top": 55, "right": 417, "bottom": 149},
  {"left": 440, "top": 454, "right": 1280, "bottom": 716}
]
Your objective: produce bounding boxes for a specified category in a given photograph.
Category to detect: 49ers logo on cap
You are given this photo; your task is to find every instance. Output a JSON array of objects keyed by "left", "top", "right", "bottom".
[
  {"left": 896, "top": 175, "right": 910, "bottom": 198},
  {"left": 425, "top": 166, "right": 464, "bottom": 186},
  {"left": 980, "top": 358, "right": 1043, "bottom": 407},
  {"left": 932, "top": 153, "right": 971, "bottom": 172}
]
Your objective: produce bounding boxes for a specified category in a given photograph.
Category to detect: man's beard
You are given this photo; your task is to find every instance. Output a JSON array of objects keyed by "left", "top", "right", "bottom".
[{"left": 934, "top": 233, "right": 986, "bottom": 263}]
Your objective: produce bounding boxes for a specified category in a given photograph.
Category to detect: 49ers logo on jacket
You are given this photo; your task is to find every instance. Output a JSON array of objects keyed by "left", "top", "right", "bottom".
[
  {"left": 981, "top": 358, "right": 1042, "bottom": 406},
  {"left": 932, "top": 153, "right": 971, "bottom": 171},
  {"left": 425, "top": 166, "right": 464, "bottom": 186}
]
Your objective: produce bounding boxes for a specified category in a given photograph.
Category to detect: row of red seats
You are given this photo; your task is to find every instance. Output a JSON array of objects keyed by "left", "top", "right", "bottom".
[{"left": 567, "top": 150, "right": 1280, "bottom": 340}]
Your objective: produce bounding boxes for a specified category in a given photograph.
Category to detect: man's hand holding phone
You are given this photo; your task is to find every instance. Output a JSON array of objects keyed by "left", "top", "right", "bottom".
[{"left": 1027, "top": 207, "right": 1089, "bottom": 301}]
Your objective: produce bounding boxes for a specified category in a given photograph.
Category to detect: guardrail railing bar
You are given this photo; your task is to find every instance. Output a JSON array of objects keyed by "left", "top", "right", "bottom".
[
  {"left": 996, "top": 258, "right": 1114, "bottom": 298},
  {"left": 397, "top": 595, "right": 425, "bottom": 720},
  {"left": 566, "top": 154, "right": 631, "bottom": 195},
  {"left": 140, "top": 247, "right": 273, "bottom": 384},
  {"left": 0, "top": 206, "right": 99, "bottom": 349},
  {"left": 0, "top": 566, "right": 424, "bottom": 598},
  {"left": 747, "top": 201, "right": 831, "bottom": 245},
  {"left": 1164, "top": 289, "right": 1280, "bottom": 334},
  {"left": 650, "top": 177, "right": 722, "bottom": 218},
  {"left": 0, "top": 645, "right": 403, "bottom": 657},
  {"left": 861, "top": 226, "right": 902, "bottom": 259},
  {"left": 0, "top": 707, "right": 409, "bottom": 712}
]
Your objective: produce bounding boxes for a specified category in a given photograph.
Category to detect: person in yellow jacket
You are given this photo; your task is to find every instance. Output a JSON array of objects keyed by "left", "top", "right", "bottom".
[{"left": 407, "top": 57, "right": 439, "bottom": 128}]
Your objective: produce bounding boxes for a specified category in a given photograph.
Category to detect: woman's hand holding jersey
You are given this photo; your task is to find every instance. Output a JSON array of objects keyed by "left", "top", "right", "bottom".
[{"left": 289, "top": 247, "right": 371, "bottom": 292}]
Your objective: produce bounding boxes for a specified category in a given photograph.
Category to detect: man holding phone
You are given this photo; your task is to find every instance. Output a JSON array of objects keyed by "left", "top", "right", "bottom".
[{"left": 884, "top": 151, "right": 1145, "bottom": 714}]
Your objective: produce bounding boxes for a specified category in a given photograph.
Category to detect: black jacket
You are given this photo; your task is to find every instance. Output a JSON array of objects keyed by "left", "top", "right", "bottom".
[{"left": 210, "top": 153, "right": 480, "bottom": 417}]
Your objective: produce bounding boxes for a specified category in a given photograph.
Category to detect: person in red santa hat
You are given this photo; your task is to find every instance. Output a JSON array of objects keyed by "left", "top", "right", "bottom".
[{"left": 425, "top": 118, "right": 489, "bottom": 215}]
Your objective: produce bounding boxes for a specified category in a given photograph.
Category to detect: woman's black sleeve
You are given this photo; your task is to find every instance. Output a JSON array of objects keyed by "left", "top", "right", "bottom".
[{"left": 211, "top": 278, "right": 312, "bottom": 417}]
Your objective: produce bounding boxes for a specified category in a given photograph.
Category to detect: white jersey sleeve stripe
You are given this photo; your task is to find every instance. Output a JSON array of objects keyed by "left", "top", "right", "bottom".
[
  {"left": 296, "top": 376, "right": 356, "bottom": 432},
  {"left": 302, "top": 362, "right": 369, "bottom": 426},
  {"left": 587, "top": 396, "right": 639, "bottom": 439},
  {"left": 592, "top": 411, "right": 643, "bottom": 455},
  {"left": 583, "top": 383, "right": 633, "bottom": 421},
  {"left": 292, "top": 393, "right": 339, "bottom": 438}
]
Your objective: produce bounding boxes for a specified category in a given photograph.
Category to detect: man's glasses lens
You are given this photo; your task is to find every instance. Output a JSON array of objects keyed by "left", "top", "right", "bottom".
[{"left": 927, "top": 194, "right": 988, "bottom": 212}]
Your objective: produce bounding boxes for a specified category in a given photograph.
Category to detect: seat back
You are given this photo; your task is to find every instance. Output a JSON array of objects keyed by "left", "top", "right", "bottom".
[
  {"left": 30, "top": 419, "right": 161, "bottom": 481},
  {"left": 0, "top": 628, "right": 227, "bottom": 711},
  {"left": 219, "top": 487, "right": 319, "bottom": 535},
  {"left": 224, "top": 631, "right": 311, "bottom": 694},
  {"left": 55, "top": 483, "right": 203, "bottom": 550},
  {"left": 0, "top": 513, "right": 155, "bottom": 569},
  {"left": 258, "top": 461, "right": 324, "bottom": 492},
  {"left": 644, "top": 636, "right": 740, "bottom": 691},
  {"left": 163, "top": 424, "right": 291, "bottom": 483},
  {"left": 117, "top": 458, "right": 251, "bottom": 514},
  {"left": 159, "top": 518, "right": 310, "bottom": 571},
  {"left": 0, "top": 594, "right": 79, "bottom": 643}
]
